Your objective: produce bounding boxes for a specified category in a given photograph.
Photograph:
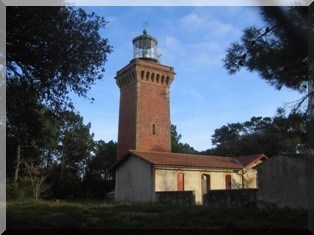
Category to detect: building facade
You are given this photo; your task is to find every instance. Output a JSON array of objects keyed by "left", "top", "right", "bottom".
[
  {"left": 113, "top": 30, "right": 267, "bottom": 204},
  {"left": 113, "top": 150, "right": 267, "bottom": 204}
]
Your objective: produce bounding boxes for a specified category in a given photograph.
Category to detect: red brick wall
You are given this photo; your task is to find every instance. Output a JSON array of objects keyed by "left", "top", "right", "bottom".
[
  {"left": 116, "top": 59, "right": 175, "bottom": 160},
  {"left": 137, "top": 82, "right": 171, "bottom": 152},
  {"left": 116, "top": 83, "right": 137, "bottom": 160}
]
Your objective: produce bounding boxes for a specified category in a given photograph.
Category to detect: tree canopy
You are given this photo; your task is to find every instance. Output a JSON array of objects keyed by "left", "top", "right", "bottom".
[
  {"left": 83, "top": 140, "right": 116, "bottom": 199},
  {"left": 210, "top": 109, "right": 307, "bottom": 157},
  {"left": 6, "top": 6, "right": 114, "bottom": 200},
  {"left": 222, "top": 6, "right": 312, "bottom": 155},
  {"left": 223, "top": 6, "right": 309, "bottom": 93},
  {"left": 7, "top": 6, "right": 112, "bottom": 111}
]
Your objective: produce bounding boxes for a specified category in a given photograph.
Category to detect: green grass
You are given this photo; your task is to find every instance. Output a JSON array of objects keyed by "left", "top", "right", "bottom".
[{"left": 6, "top": 199, "right": 308, "bottom": 230}]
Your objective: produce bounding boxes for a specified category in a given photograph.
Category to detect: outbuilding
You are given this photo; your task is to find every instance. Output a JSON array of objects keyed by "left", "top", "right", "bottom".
[{"left": 112, "top": 150, "right": 267, "bottom": 204}]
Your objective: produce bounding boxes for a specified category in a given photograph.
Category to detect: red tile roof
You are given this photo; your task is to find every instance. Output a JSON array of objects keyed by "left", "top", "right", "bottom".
[
  {"left": 234, "top": 154, "right": 268, "bottom": 168},
  {"left": 112, "top": 150, "right": 244, "bottom": 170}
]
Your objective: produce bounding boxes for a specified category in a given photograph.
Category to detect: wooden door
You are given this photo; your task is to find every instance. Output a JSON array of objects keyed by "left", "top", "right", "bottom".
[{"left": 201, "top": 174, "right": 211, "bottom": 195}]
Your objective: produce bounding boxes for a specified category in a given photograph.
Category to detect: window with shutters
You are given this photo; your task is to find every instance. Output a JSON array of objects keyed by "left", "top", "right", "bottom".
[
  {"left": 177, "top": 173, "right": 184, "bottom": 191},
  {"left": 225, "top": 174, "right": 231, "bottom": 189}
]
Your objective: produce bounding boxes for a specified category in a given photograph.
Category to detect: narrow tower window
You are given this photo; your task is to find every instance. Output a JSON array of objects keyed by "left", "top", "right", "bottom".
[
  {"left": 152, "top": 123, "right": 156, "bottom": 135},
  {"left": 146, "top": 72, "right": 150, "bottom": 81},
  {"left": 141, "top": 70, "right": 145, "bottom": 80},
  {"left": 156, "top": 74, "right": 160, "bottom": 83},
  {"left": 166, "top": 76, "right": 170, "bottom": 85},
  {"left": 151, "top": 73, "right": 155, "bottom": 82},
  {"left": 161, "top": 75, "right": 165, "bottom": 84}
]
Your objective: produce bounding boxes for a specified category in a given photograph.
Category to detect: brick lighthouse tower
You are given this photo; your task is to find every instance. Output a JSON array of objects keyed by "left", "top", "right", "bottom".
[{"left": 115, "top": 30, "right": 175, "bottom": 160}]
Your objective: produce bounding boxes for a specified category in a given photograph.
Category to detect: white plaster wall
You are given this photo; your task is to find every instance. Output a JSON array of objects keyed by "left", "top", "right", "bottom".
[
  {"left": 115, "top": 157, "right": 154, "bottom": 202},
  {"left": 155, "top": 168, "right": 243, "bottom": 204},
  {"left": 245, "top": 169, "right": 258, "bottom": 188},
  {"left": 232, "top": 169, "right": 258, "bottom": 189}
]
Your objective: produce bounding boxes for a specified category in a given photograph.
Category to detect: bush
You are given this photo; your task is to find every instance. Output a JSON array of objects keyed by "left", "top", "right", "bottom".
[{"left": 6, "top": 178, "right": 33, "bottom": 200}]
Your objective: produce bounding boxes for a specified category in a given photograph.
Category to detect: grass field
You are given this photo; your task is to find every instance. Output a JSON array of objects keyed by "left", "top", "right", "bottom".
[{"left": 6, "top": 199, "right": 309, "bottom": 230}]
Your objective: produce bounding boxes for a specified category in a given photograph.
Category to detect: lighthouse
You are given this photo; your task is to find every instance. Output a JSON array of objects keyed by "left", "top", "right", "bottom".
[{"left": 115, "top": 29, "right": 175, "bottom": 160}]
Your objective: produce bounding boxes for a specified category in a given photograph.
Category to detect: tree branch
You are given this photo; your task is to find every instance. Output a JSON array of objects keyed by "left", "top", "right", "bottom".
[
  {"left": 15, "top": 61, "right": 34, "bottom": 81},
  {"left": 6, "top": 64, "right": 24, "bottom": 80},
  {"left": 291, "top": 91, "right": 314, "bottom": 114}
]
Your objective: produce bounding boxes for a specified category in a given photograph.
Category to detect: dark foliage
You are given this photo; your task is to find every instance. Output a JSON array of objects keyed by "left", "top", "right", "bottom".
[
  {"left": 210, "top": 110, "right": 307, "bottom": 157},
  {"left": 7, "top": 6, "right": 112, "bottom": 111},
  {"left": 6, "top": 6, "right": 114, "bottom": 199},
  {"left": 224, "top": 6, "right": 309, "bottom": 93}
]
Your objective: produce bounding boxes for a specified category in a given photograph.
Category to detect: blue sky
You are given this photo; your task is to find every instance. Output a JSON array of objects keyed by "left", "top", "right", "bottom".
[{"left": 70, "top": 6, "right": 304, "bottom": 152}]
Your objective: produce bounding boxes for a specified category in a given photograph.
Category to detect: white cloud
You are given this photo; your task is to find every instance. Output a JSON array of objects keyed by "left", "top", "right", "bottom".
[
  {"left": 178, "top": 13, "right": 238, "bottom": 38},
  {"left": 179, "top": 13, "right": 207, "bottom": 29},
  {"left": 207, "top": 20, "right": 236, "bottom": 38}
]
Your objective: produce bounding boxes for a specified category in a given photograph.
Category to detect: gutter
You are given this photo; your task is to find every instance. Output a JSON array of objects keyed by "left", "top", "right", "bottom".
[{"left": 154, "top": 165, "right": 241, "bottom": 172}]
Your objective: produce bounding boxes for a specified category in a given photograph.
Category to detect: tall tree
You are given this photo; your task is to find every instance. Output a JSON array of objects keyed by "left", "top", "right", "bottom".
[
  {"left": 86, "top": 140, "right": 117, "bottom": 179},
  {"left": 6, "top": 6, "right": 112, "bottom": 111},
  {"left": 6, "top": 77, "right": 60, "bottom": 182},
  {"left": 83, "top": 140, "right": 117, "bottom": 199},
  {"left": 57, "top": 111, "right": 94, "bottom": 179},
  {"left": 223, "top": 6, "right": 312, "bottom": 154},
  {"left": 223, "top": 6, "right": 309, "bottom": 93},
  {"left": 6, "top": 6, "right": 112, "bottom": 182},
  {"left": 44, "top": 110, "right": 95, "bottom": 199}
]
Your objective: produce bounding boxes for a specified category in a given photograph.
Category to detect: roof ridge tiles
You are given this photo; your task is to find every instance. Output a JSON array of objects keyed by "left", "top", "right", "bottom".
[{"left": 130, "top": 149, "right": 234, "bottom": 159}]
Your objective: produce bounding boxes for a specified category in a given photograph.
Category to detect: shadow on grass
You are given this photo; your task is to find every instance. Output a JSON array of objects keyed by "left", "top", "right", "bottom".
[{"left": 6, "top": 199, "right": 310, "bottom": 231}]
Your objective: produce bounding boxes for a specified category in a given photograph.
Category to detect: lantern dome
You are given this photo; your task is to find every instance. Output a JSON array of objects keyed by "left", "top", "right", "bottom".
[{"left": 132, "top": 30, "right": 159, "bottom": 62}]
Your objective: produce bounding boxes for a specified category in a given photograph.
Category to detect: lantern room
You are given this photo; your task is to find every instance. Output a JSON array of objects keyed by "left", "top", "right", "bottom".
[{"left": 132, "top": 29, "right": 159, "bottom": 62}]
